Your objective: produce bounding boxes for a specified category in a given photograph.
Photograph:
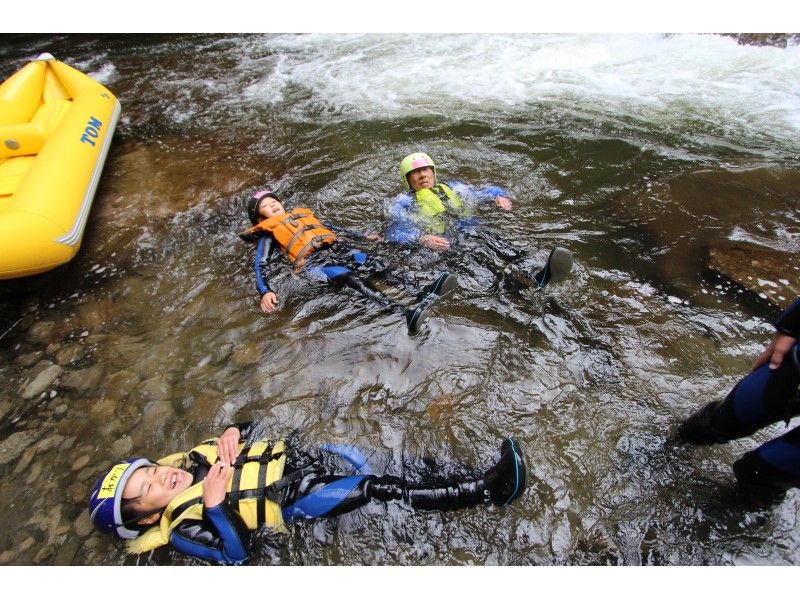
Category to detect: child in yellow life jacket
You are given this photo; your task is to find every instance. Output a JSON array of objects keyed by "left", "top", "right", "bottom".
[
  {"left": 240, "top": 188, "right": 457, "bottom": 334},
  {"left": 88, "top": 421, "right": 528, "bottom": 564}
]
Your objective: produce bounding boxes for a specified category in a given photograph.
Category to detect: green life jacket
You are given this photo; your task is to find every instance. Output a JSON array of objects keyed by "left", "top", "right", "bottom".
[{"left": 413, "top": 184, "right": 466, "bottom": 234}]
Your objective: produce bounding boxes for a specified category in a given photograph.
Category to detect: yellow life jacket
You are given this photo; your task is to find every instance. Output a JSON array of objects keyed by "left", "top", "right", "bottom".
[
  {"left": 413, "top": 184, "right": 466, "bottom": 234},
  {"left": 244, "top": 208, "right": 336, "bottom": 265},
  {"left": 126, "top": 438, "right": 287, "bottom": 555}
]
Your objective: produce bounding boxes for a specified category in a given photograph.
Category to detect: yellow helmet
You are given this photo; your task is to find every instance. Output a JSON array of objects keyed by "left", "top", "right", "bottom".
[{"left": 399, "top": 152, "right": 436, "bottom": 190}]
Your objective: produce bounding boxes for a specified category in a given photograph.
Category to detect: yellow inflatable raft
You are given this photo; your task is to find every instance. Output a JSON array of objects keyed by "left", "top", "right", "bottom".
[{"left": 0, "top": 53, "right": 120, "bottom": 280}]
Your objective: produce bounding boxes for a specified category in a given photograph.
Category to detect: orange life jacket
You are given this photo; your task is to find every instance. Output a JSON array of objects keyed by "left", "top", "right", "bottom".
[{"left": 245, "top": 208, "right": 337, "bottom": 264}]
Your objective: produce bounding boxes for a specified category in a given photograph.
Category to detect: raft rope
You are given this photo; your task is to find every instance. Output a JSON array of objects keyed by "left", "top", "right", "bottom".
[{"left": 0, "top": 317, "right": 21, "bottom": 343}]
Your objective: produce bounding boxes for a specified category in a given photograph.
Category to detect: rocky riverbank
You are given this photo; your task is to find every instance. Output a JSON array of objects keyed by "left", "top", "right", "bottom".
[{"left": 707, "top": 244, "right": 799, "bottom": 310}]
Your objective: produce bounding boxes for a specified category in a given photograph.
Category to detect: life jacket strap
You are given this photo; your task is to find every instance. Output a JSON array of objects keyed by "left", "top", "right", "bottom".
[
  {"left": 292, "top": 233, "right": 336, "bottom": 264},
  {"left": 433, "top": 185, "right": 462, "bottom": 217},
  {"left": 170, "top": 496, "right": 203, "bottom": 522},
  {"left": 228, "top": 441, "right": 273, "bottom": 507},
  {"left": 285, "top": 223, "right": 319, "bottom": 255},
  {"left": 256, "top": 448, "right": 271, "bottom": 527}
]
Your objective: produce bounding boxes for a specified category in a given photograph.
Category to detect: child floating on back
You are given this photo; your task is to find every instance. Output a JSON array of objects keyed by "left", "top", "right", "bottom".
[
  {"left": 240, "top": 188, "right": 457, "bottom": 333},
  {"left": 88, "top": 422, "right": 528, "bottom": 564}
]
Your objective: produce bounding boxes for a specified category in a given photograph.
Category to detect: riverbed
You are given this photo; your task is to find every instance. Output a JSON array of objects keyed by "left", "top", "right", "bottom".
[{"left": 0, "top": 33, "right": 799, "bottom": 565}]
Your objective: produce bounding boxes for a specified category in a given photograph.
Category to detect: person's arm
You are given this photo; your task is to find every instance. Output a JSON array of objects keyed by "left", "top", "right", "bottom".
[
  {"left": 224, "top": 421, "right": 255, "bottom": 441},
  {"left": 482, "top": 186, "right": 513, "bottom": 210},
  {"left": 254, "top": 237, "right": 280, "bottom": 313},
  {"left": 449, "top": 181, "right": 513, "bottom": 210},
  {"left": 169, "top": 462, "right": 250, "bottom": 564},
  {"left": 321, "top": 220, "right": 372, "bottom": 240},
  {"left": 385, "top": 194, "right": 422, "bottom": 245},
  {"left": 384, "top": 194, "right": 450, "bottom": 250},
  {"left": 752, "top": 297, "right": 800, "bottom": 371},
  {"left": 216, "top": 421, "right": 258, "bottom": 464}
]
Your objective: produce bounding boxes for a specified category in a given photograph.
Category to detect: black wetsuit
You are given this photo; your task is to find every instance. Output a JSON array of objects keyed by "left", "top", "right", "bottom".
[
  {"left": 145, "top": 423, "right": 526, "bottom": 564},
  {"left": 679, "top": 297, "right": 800, "bottom": 494}
]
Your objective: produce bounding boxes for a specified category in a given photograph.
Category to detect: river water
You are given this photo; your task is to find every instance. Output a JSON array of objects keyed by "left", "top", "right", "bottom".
[{"left": 0, "top": 33, "right": 799, "bottom": 565}]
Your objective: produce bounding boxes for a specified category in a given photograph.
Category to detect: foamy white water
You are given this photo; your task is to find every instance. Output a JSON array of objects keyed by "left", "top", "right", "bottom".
[{"left": 222, "top": 34, "right": 800, "bottom": 154}]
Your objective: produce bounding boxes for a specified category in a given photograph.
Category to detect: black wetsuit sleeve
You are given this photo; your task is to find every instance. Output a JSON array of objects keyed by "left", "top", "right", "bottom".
[
  {"left": 254, "top": 236, "right": 278, "bottom": 296},
  {"left": 775, "top": 297, "right": 800, "bottom": 338},
  {"left": 169, "top": 501, "right": 251, "bottom": 565}
]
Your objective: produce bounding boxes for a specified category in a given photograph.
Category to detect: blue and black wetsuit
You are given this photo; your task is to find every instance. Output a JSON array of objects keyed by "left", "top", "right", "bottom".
[
  {"left": 164, "top": 423, "right": 527, "bottom": 564},
  {"left": 679, "top": 297, "right": 800, "bottom": 494},
  {"left": 385, "top": 181, "right": 547, "bottom": 291}
]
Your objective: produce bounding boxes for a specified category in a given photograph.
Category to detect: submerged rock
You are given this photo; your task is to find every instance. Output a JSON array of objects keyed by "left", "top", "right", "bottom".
[
  {"left": 34, "top": 543, "right": 55, "bottom": 564},
  {"left": 142, "top": 400, "right": 176, "bottom": 428},
  {"left": 25, "top": 460, "right": 43, "bottom": 484},
  {"left": 138, "top": 376, "right": 172, "bottom": 403},
  {"left": 15, "top": 351, "right": 44, "bottom": 367},
  {"left": 707, "top": 243, "right": 799, "bottom": 309},
  {"left": 12, "top": 445, "right": 38, "bottom": 476},
  {"left": 232, "top": 341, "right": 262, "bottom": 365},
  {"left": 71, "top": 454, "right": 91, "bottom": 471},
  {"left": 0, "top": 550, "right": 17, "bottom": 565},
  {"left": 61, "top": 365, "right": 105, "bottom": 394},
  {"left": 101, "top": 369, "right": 140, "bottom": 401},
  {"left": 27, "top": 320, "right": 58, "bottom": 345},
  {"left": 55, "top": 344, "right": 86, "bottom": 366},
  {"left": 53, "top": 538, "right": 82, "bottom": 566},
  {"left": 20, "top": 363, "right": 63, "bottom": 400},
  {"left": 110, "top": 436, "right": 134, "bottom": 459},
  {"left": 35, "top": 434, "right": 66, "bottom": 455},
  {"left": 0, "top": 430, "right": 38, "bottom": 466}
]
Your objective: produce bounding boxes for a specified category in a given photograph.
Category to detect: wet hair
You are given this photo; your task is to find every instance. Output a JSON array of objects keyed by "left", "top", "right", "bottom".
[{"left": 120, "top": 496, "right": 161, "bottom": 531}]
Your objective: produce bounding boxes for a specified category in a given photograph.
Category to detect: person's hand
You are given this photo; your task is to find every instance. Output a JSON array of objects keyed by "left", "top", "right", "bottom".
[
  {"left": 752, "top": 331, "right": 797, "bottom": 371},
  {"left": 366, "top": 233, "right": 383, "bottom": 241},
  {"left": 217, "top": 426, "right": 241, "bottom": 466},
  {"left": 202, "top": 461, "right": 233, "bottom": 509},
  {"left": 495, "top": 196, "right": 513, "bottom": 210},
  {"left": 420, "top": 235, "right": 450, "bottom": 251},
  {"left": 260, "top": 292, "right": 278, "bottom": 313}
]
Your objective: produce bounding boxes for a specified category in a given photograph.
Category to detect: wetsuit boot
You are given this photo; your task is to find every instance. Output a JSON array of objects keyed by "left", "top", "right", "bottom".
[
  {"left": 405, "top": 301, "right": 431, "bottom": 334},
  {"left": 407, "top": 273, "right": 458, "bottom": 334},
  {"left": 732, "top": 450, "right": 792, "bottom": 501},
  {"left": 677, "top": 400, "right": 744, "bottom": 444},
  {"left": 533, "top": 246, "right": 573, "bottom": 288},
  {"left": 416, "top": 272, "right": 458, "bottom": 302},
  {"left": 730, "top": 424, "right": 800, "bottom": 501},
  {"left": 368, "top": 438, "right": 527, "bottom": 510},
  {"left": 679, "top": 353, "right": 800, "bottom": 444}
]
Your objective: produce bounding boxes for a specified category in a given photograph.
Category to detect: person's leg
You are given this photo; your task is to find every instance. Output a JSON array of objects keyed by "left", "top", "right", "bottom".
[
  {"left": 340, "top": 247, "right": 457, "bottom": 334},
  {"left": 469, "top": 230, "right": 572, "bottom": 291},
  {"left": 370, "top": 438, "right": 527, "bottom": 511},
  {"left": 733, "top": 424, "right": 800, "bottom": 495},
  {"left": 679, "top": 343, "right": 800, "bottom": 444},
  {"left": 324, "top": 266, "right": 403, "bottom": 311},
  {"left": 312, "top": 247, "right": 405, "bottom": 311},
  {"left": 473, "top": 230, "right": 525, "bottom": 262},
  {"left": 346, "top": 248, "right": 457, "bottom": 303},
  {"left": 280, "top": 438, "right": 527, "bottom": 523}
]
